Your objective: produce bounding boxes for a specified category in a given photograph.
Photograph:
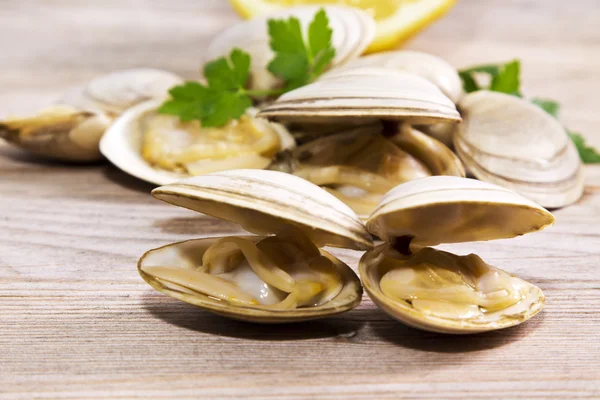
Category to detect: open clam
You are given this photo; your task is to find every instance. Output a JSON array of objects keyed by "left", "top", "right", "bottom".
[
  {"left": 258, "top": 67, "right": 461, "bottom": 125},
  {"left": 270, "top": 123, "right": 464, "bottom": 218},
  {"left": 360, "top": 176, "right": 554, "bottom": 334},
  {"left": 100, "top": 100, "right": 295, "bottom": 185},
  {"left": 455, "top": 90, "right": 584, "bottom": 208},
  {"left": 0, "top": 69, "right": 182, "bottom": 162},
  {"left": 139, "top": 169, "right": 371, "bottom": 323},
  {"left": 206, "top": 5, "right": 376, "bottom": 92}
]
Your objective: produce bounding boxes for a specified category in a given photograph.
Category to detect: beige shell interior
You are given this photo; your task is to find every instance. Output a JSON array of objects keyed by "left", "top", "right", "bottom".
[
  {"left": 139, "top": 237, "right": 362, "bottom": 323},
  {"left": 359, "top": 176, "right": 553, "bottom": 334},
  {"left": 359, "top": 244, "right": 545, "bottom": 334}
]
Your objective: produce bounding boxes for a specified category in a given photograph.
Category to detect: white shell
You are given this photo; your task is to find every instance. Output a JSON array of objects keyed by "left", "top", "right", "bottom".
[
  {"left": 206, "top": 6, "right": 376, "bottom": 92},
  {"left": 100, "top": 100, "right": 295, "bottom": 185},
  {"left": 389, "top": 124, "right": 465, "bottom": 178},
  {"left": 60, "top": 68, "right": 183, "bottom": 115},
  {"left": 152, "top": 169, "right": 373, "bottom": 251},
  {"left": 258, "top": 68, "right": 461, "bottom": 125},
  {"left": 455, "top": 91, "right": 584, "bottom": 208},
  {"left": 367, "top": 176, "right": 555, "bottom": 246},
  {"left": 324, "top": 50, "right": 463, "bottom": 103},
  {"left": 359, "top": 244, "right": 545, "bottom": 334},
  {"left": 138, "top": 236, "right": 363, "bottom": 323},
  {"left": 0, "top": 69, "right": 182, "bottom": 162}
]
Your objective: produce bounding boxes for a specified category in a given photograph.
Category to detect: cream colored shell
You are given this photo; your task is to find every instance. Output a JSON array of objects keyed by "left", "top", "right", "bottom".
[
  {"left": 206, "top": 5, "right": 376, "bottom": 92},
  {"left": 139, "top": 236, "right": 362, "bottom": 323},
  {"left": 360, "top": 176, "right": 552, "bottom": 334},
  {"left": 324, "top": 50, "right": 463, "bottom": 103},
  {"left": 367, "top": 175, "right": 555, "bottom": 246},
  {"left": 152, "top": 169, "right": 374, "bottom": 251},
  {"left": 359, "top": 244, "right": 545, "bottom": 334},
  {"left": 99, "top": 100, "right": 295, "bottom": 185},
  {"left": 0, "top": 68, "right": 182, "bottom": 162},
  {"left": 258, "top": 68, "right": 461, "bottom": 125},
  {"left": 455, "top": 91, "right": 584, "bottom": 208}
]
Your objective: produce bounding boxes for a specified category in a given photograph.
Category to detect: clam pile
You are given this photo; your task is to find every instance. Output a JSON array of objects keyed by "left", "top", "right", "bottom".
[{"left": 1, "top": 5, "right": 583, "bottom": 333}]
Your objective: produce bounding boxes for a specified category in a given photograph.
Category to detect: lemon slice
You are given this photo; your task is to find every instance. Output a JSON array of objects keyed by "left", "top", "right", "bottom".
[{"left": 228, "top": 0, "right": 457, "bottom": 53}]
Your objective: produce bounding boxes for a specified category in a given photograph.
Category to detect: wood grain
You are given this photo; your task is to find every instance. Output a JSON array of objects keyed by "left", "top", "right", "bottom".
[{"left": 1, "top": 1, "right": 599, "bottom": 399}]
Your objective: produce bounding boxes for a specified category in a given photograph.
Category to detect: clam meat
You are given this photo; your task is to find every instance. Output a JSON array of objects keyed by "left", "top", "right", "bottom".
[
  {"left": 139, "top": 169, "right": 371, "bottom": 323},
  {"left": 360, "top": 176, "right": 554, "bottom": 334},
  {"left": 0, "top": 68, "right": 182, "bottom": 162},
  {"left": 100, "top": 101, "right": 295, "bottom": 185}
]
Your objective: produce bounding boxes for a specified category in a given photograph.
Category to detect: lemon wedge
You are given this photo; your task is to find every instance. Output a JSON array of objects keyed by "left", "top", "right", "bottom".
[{"left": 228, "top": 0, "right": 457, "bottom": 53}]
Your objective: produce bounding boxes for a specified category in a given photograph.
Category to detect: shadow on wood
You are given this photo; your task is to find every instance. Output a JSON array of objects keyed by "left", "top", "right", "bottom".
[
  {"left": 368, "top": 308, "right": 546, "bottom": 353},
  {"left": 142, "top": 291, "right": 365, "bottom": 341},
  {"left": 153, "top": 216, "right": 244, "bottom": 236},
  {"left": 103, "top": 165, "right": 156, "bottom": 194}
]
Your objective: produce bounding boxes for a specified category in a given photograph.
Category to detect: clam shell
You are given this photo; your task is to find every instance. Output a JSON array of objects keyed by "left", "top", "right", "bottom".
[
  {"left": 152, "top": 169, "right": 374, "bottom": 251},
  {"left": 389, "top": 124, "right": 465, "bottom": 177},
  {"left": 324, "top": 50, "right": 463, "bottom": 103},
  {"left": 367, "top": 176, "right": 555, "bottom": 246},
  {"left": 359, "top": 244, "right": 545, "bottom": 334},
  {"left": 0, "top": 69, "right": 182, "bottom": 162},
  {"left": 455, "top": 91, "right": 584, "bottom": 208},
  {"left": 138, "top": 236, "right": 363, "bottom": 323},
  {"left": 206, "top": 6, "right": 376, "bottom": 92},
  {"left": 258, "top": 68, "right": 461, "bottom": 125},
  {"left": 100, "top": 101, "right": 295, "bottom": 185}
]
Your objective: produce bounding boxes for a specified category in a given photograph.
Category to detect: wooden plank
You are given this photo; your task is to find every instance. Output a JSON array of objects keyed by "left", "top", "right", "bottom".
[{"left": 1, "top": 0, "right": 599, "bottom": 398}]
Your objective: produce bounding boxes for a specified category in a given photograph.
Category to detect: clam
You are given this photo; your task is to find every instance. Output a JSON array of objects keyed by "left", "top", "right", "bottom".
[
  {"left": 360, "top": 176, "right": 554, "bottom": 334},
  {"left": 389, "top": 124, "right": 465, "bottom": 178},
  {"left": 324, "top": 50, "right": 463, "bottom": 103},
  {"left": 258, "top": 67, "right": 461, "bottom": 125},
  {"left": 139, "top": 169, "right": 371, "bottom": 323},
  {"left": 0, "top": 69, "right": 182, "bottom": 162},
  {"left": 100, "top": 101, "right": 295, "bottom": 185},
  {"left": 455, "top": 91, "right": 584, "bottom": 208},
  {"left": 206, "top": 5, "right": 376, "bottom": 92},
  {"left": 270, "top": 123, "right": 464, "bottom": 218}
]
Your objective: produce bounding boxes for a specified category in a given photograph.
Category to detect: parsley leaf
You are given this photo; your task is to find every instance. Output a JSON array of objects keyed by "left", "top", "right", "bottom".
[
  {"left": 531, "top": 98, "right": 560, "bottom": 118},
  {"left": 490, "top": 60, "right": 520, "bottom": 96},
  {"left": 159, "top": 9, "right": 336, "bottom": 127},
  {"left": 569, "top": 132, "right": 600, "bottom": 163},
  {"left": 158, "top": 48, "right": 252, "bottom": 127},
  {"left": 459, "top": 60, "right": 520, "bottom": 96},
  {"left": 268, "top": 8, "right": 336, "bottom": 89}
]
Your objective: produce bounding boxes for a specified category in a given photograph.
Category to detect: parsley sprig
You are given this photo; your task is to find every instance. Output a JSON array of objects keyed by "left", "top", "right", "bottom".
[
  {"left": 158, "top": 9, "right": 336, "bottom": 128},
  {"left": 459, "top": 60, "right": 600, "bottom": 163}
]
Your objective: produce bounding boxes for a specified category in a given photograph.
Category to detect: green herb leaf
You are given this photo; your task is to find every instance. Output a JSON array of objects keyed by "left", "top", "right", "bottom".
[
  {"left": 532, "top": 98, "right": 560, "bottom": 118},
  {"left": 268, "top": 8, "right": 336, "bottom": 88},
  {"left": 158, "top": 48, "right": 253, "bottom": 127},
  {"left": 569, "top": 132, "right": 600, "bottom": 164},
  {"left": 159, "top": 10, "right": 336, "bottom": 127},
  {"left": 459, "top": 60, "right": 520, "bottom": 96},
  {"left": 458, "top": 71, "right": 479, "bottom": 93},
  {"left": 490, "top": 60, "right": 521, "bottom": 96}
]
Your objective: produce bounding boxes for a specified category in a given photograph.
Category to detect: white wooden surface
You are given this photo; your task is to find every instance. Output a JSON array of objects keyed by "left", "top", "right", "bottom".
[{"left": 1, "top": 1, "right": 599, "bottom": 398}]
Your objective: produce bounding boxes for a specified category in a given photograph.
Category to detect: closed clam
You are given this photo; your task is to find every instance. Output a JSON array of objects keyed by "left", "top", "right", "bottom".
[
  {"left": 0, "top": 69, "right": 182, "bottom": 162},
  {"left": 360, "top": 176, "right": 554, "bottom": 334},
  {"left": 455, "top": 90, "right": 584, "bottom": 208},
  {"left": 206, "top": 5, "right": 376, "bottom": 92},
  {"left": 324, "top": 50, "right": 463, "bottom": 103},
  {"left": 100, "top": 101, "right": 295, "bottom": 185},
  {"left": 139, "top": 169, "right": 371, "bottom": 323},
  {"left": 258, "top": 67, "right": 461, "bottom": 125}
]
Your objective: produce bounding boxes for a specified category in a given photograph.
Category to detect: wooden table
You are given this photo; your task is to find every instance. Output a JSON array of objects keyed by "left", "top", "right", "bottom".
[{"left": 1, "top": 1, "right": 599, "bottom": 398}]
